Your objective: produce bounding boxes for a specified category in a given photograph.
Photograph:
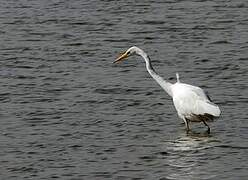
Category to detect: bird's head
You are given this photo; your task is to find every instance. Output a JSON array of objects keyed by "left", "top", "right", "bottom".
[{"left": 113, "top": 46, "right": 143, "bottom": 63}]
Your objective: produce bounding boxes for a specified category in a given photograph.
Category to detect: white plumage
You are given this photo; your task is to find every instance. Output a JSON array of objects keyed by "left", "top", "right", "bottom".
[
  {"left": 114, "top": 46, "right": 221, "bottom": 133},
  {"left": 172, "top": 83, "right": 220, "bottom": 123}
]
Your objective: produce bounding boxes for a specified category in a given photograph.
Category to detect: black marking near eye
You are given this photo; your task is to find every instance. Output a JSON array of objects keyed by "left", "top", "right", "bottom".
[{"left": 127, "top": 51, "right": 130, "bottom": 55}]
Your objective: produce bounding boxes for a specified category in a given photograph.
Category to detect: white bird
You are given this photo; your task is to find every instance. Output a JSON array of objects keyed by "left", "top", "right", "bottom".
[{"left": 113, "top": 46, "right": 221, "bottom": 133}]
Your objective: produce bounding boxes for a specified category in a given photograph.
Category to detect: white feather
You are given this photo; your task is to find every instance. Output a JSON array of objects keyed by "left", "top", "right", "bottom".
[{"left": 172, "top": 83, "right": 220, "bottom": 118}]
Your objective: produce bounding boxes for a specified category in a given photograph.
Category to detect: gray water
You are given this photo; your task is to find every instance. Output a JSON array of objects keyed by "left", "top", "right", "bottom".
[{"left": 0, "top": 0, "right": 248, "bottom": 179}]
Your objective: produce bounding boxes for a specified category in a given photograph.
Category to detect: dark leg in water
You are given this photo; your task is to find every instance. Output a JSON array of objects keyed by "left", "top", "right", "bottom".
[
  {"left": 202, "top": 120, "right": 210, "bottom": 134},
  {"left": 184, "top": 118, "right": 190, "bottom": 133}
]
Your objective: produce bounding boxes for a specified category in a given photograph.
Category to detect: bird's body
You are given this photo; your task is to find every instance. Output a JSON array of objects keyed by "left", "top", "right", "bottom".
[
  {"left": 172, "top": 82, "right": 220, "bottom": 123},
  {"left": 114, "top": 46, "right": 221, "bottom": 133}
]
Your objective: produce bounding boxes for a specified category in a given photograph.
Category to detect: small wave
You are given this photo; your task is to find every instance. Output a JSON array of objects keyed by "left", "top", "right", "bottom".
[
  {"left": 136, "top": 20, "right": 165, "bottom": 25},
  {"left": 210, "top": 40, "right": 232, "bottom": 44},
  {"left": 216, "top": 144, "right": 248, "bottom": 150},
  {"left": 94, "top": 88, "right": 139, "bottom": 95},
  {"left": 62, "top": 42, "right": 83, "bottom": 46}
]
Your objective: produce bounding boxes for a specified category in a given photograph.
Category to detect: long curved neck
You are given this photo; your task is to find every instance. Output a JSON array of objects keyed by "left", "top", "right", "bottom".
[{"left": 139, "top": 51, "right": 173, "bottom": 97}]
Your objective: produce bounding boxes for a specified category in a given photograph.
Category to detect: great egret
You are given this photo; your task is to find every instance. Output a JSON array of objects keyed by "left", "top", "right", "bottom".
[{"left": 113, "top": 46, "right": 221, "bottom": 133}]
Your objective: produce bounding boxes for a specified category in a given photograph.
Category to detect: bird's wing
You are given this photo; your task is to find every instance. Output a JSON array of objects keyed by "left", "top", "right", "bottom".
[
  {"left": 172, "top": 83, "right": 221, "bottom": 118},
  {"left": 181, "top": 85, "right": 220, "bottom": 116},
  {"left": 194, "top": 98, "right": 221, "bottom": 117},
  {"left": 178, "top": 83, "right": 210, "bottom": 101}
]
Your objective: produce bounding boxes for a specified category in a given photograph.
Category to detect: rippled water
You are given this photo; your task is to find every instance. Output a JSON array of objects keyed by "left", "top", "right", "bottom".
[{"left": 0, "top": 0, "right": 248, "bottom": 179}]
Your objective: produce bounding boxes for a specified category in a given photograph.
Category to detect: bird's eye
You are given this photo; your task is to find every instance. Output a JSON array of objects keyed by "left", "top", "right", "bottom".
[{"left": 126, "top": 51, "right": 131, "bottom": 55}]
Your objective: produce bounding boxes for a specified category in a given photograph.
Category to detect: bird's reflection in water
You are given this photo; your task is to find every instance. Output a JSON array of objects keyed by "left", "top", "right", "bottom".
[
  {"left": 187, "top": 129, "right": 212, "bottom": 138},
  {"left": 164, "top": 132, "right": 220, "bottom": 180}
]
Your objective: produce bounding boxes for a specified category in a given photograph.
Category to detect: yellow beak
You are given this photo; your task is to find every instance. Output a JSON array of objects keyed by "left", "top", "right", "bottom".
[{"left": 113, "top": 52, "right": 129, "bottom": 63}]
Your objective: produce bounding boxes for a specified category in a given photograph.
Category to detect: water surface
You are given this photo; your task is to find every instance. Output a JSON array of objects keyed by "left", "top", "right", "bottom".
[{"left": 0, "top": 0, "right": 247, "bottom": 179}]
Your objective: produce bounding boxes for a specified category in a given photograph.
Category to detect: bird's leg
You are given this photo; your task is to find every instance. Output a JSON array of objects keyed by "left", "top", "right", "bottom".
[
  {"left": 184, "top": 118, "right": 190, "bottom": 133},
  {"left": 202, "top": 120, "right": 210, "bottom": 134}
]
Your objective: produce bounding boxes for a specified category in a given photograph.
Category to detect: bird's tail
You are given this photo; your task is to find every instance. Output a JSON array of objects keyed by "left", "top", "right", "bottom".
[{"left": 197, "top": 100, "right": 221, "bottom": 117}]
